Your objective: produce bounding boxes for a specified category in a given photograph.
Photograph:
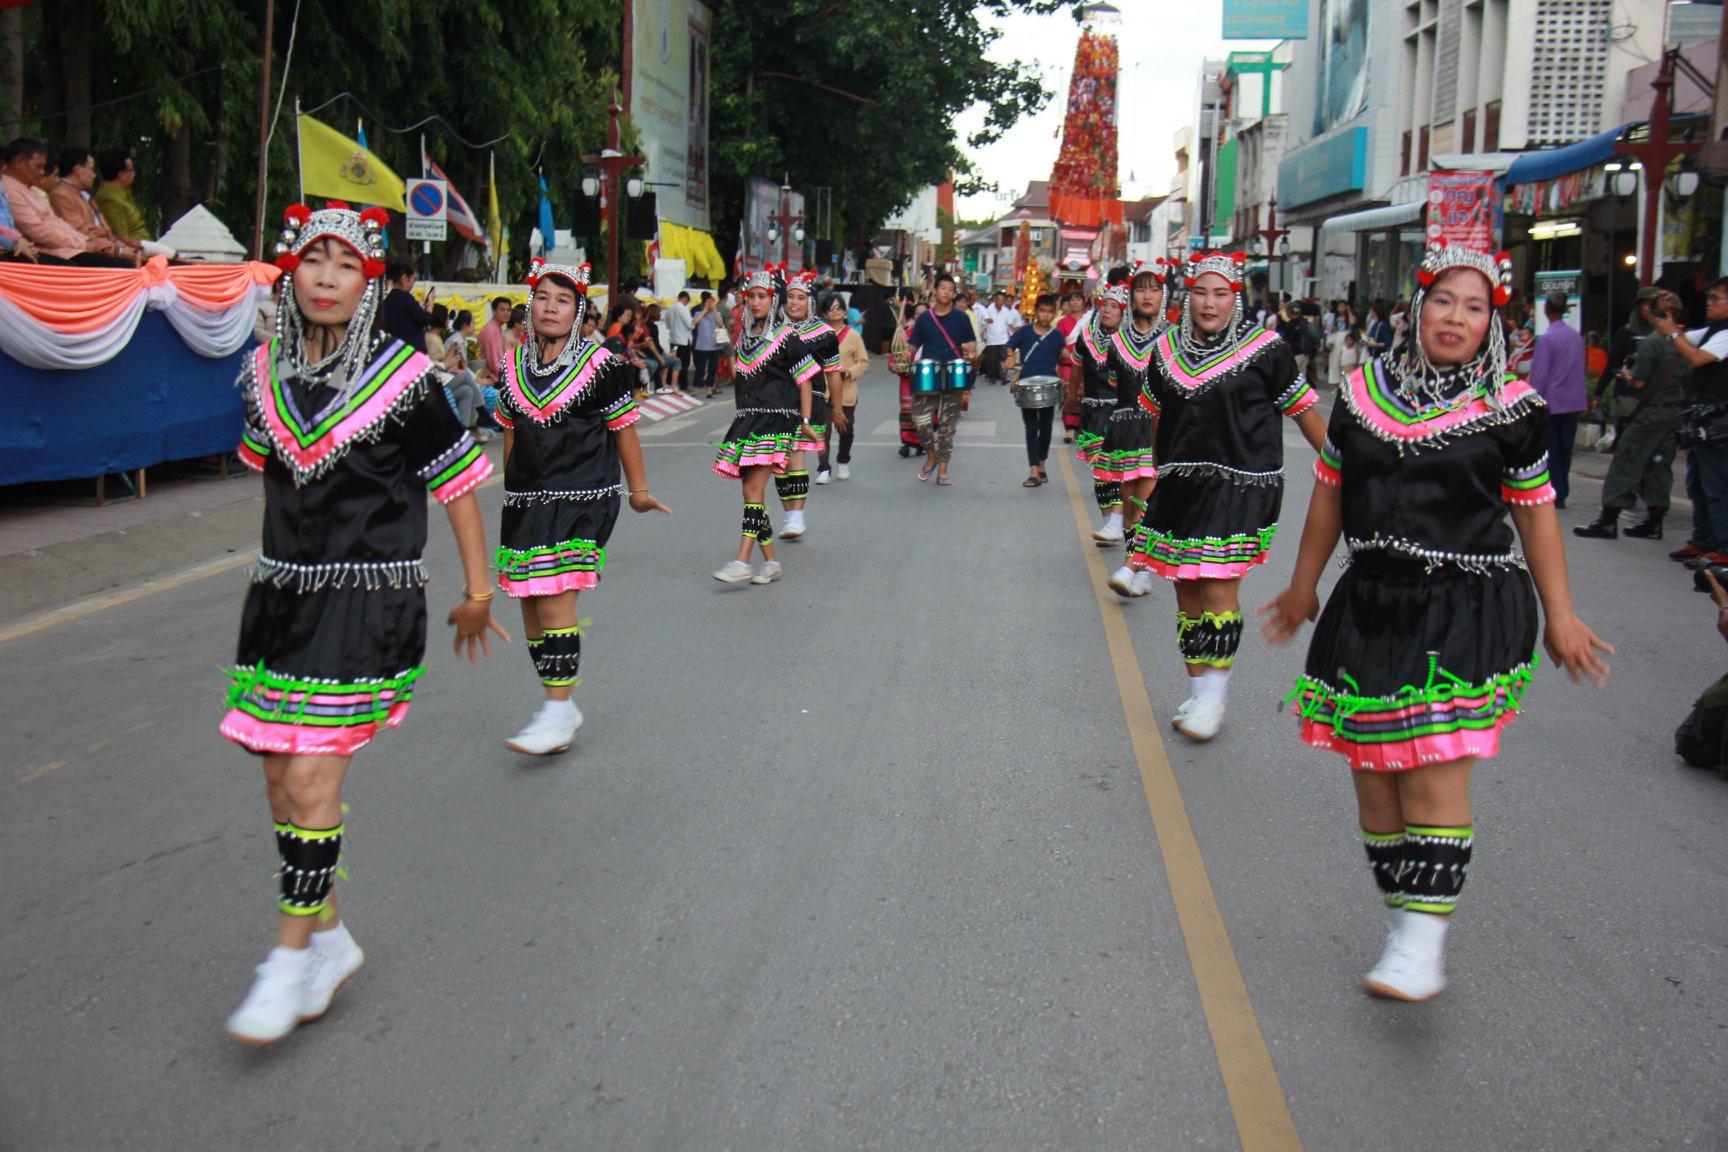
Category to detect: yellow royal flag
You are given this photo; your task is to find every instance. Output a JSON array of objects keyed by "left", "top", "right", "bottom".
[{"left": 297, "top": 113, "right": 406, "bottom": 211}]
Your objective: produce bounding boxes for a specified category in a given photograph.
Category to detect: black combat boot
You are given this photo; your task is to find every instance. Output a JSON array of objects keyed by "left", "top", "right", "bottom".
[
  {"left": 1572, "top": 509, "right": 1620, "bottom": 539},
  {"left": 1624, "top": 509, "right": 1665, "bottom": 539}
]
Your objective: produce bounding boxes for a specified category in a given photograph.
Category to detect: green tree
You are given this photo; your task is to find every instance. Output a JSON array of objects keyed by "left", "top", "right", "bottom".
[
  {"left": 7, "top": 0, "right": 624, "bottom": 277},
  {"left": 706, "top": 0, "right": 1069, "bottom": 268}
]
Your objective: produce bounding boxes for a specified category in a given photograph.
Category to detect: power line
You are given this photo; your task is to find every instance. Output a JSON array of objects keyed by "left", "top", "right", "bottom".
[{"left": 0, "top": 63, "right": 229, "bottom": 129}]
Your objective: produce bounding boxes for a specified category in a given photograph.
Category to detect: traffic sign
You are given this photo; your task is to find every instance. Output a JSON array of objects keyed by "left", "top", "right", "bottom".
[{"left": 406, "top": 178, "right": 448, "bottom": 241}]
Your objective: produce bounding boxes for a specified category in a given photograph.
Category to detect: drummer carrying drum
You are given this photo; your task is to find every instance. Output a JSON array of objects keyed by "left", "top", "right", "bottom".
[
  {"left": 1006, "top": 293, "right": 1067, "bottom": 487},
  {"left": 906, "top": 272, "right": 978, "bottom": 485}
]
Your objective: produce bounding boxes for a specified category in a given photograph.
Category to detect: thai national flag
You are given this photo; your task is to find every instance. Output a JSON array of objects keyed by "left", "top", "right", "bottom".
[{"left": 422, "top": 146, "right": 488, "bottom": 247}]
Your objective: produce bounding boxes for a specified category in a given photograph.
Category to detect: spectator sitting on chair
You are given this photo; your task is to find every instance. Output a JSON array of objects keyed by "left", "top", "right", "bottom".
[
  {"left": 0, "top": 168, "right": 40, "bottom": 262},
  {"left": 92, "top": 147, "right": 158, "bottom": 249},
  {"left": 427, "top": 304, "right": 492, "bottom": 441},
  {"left": 1, "top": 138, "right": 133, "bottom": 266},
  {"left": 49, "top": 145, "right": 147, "bottom": 263},
  {"left": 380, "top": 261, "right": 438, "bottom": 353}
]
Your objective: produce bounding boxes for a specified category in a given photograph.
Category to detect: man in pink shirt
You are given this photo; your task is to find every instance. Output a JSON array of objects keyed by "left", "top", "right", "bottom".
[
  {"left": 0, "top": 138, "right": 132, "bottom": 267},
  {"left": 477, "top": 295, "right": 512, "bottom": 385},
  {"left": 48, "top": 145, "right": 142, "bottom": 263}
]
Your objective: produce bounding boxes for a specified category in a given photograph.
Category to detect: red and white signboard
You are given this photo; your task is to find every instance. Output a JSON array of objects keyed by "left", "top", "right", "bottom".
[{"left": 1426, "top": 171, "right": 1497, "bottom": 252}]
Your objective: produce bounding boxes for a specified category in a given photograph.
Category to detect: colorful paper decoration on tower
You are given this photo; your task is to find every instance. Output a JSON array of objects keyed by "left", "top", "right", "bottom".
[{"left": 1048, "top": 10, "right": 1124, "bottom": 230}]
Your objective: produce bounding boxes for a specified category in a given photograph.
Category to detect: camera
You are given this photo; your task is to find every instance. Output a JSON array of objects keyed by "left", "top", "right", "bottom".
[{"left": 1694, "top": 563, "right": 1728, "bottom": 594}]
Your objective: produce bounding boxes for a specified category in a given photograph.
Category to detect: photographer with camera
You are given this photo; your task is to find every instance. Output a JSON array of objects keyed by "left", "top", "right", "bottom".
[
  {"left": 1575, "top": 290, "right": 1688, "bottom": 542},
  {"left": 1675, "top": 569, "right": 1728, "bottom": 775},
  {"left": 1650, "top": 278, "right": 1728, "bottom": 567}
]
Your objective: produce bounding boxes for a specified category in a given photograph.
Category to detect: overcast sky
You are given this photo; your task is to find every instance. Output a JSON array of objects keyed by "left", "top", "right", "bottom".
[{"left": 952, "top": 1, "right": 1277, "bottom": 221}]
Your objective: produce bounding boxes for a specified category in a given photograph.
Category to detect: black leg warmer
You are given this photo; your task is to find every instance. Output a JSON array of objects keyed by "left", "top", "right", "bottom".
[
  {"left": 775, "top": 471, "right": 810, "bottom": 503},
  {"left": 1175, "top": 611, "right": 1245, "bottom": 668},
  {"left": 531, "top": 625, "right": 581, "bottom": 687},
  {"left": 742, "top": 502, "right": 774, "bottom": 542},
  {"left": 1402, "top": 825, "right": 1473, "bottom": 915},
  {"left": 277, "top": 821, "right": 343, "bottom": 917}
]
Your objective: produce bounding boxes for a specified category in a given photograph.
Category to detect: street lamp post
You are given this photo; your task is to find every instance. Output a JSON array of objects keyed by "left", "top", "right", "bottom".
[
  {"left": 1602, "top": 162, "right": 1639, "bottom": 333},
  {"left": 1614, "top": 49, "right": 1703, "bottom": 286},
  {"left": 1248, "top": 197, "right": 1291, "bottom": 297},
  {"left": 764, "top": 179, "right": 805, "bottom": 269},
  {"left": 581, "top": 96, "right": 646, "bottom": 302}
]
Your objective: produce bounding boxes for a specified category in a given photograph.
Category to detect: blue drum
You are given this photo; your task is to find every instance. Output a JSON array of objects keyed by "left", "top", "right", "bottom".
[
  {"left": 911, "top": 360, "right": 944, "bottom": 393},
  {"left": 943, "top": 359, "right": 975, "bottom": 391}
]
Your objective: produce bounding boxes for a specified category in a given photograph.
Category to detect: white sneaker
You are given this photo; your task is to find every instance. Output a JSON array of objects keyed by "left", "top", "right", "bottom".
[
  {"left": 1093, "top": 522, "right": 1126, "bottom": 546},
  {"left": 836, "top": 464, "right": 850, "bottom": 481},
  {"left": 780, "top": 513, "right": 806, "bottom": 539},
  {"left": 1131, "top": 570, "right": 1156, "bottom": 596},
  {"left": 1108, "top": 565, "right": 1144, "bottom": 598},
  {"left": 814, "top": 470, "right": 832, "bottom": 485},
  {"left": 1174, "top": 698, "right": 1226, "bottom": 741},
  {"left": 300, "top": 925, "right": 365, "bottom": 1021},
  {"left": 226, "top": 946, "right": 311, "bottom": 1046},
  {"left": 1170, "top": 696, "right": 1198, "bottom": 728},
  {"left": 713, "top": 559, "right": 755, "bottom": 583},
  {"left": 1363, "top": 913, "right": 1448, "bottom": 1002},
  {"left": 505, "top": 701, "right": 583, "bottom": 755},
  {"left": 751, "top": 560, "right": 783, "bottom": 585}
]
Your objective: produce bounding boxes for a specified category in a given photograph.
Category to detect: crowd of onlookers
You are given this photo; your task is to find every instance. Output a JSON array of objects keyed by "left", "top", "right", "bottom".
[{"left": 0, "top": 136, "right": 169, "bottom": 266}]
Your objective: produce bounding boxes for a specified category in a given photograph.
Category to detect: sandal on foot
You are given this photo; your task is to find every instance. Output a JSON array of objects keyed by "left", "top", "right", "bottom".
[
  {"left": 919, "top": 460, "right": 937, "bottom": 481},
  {"left": 1023, "top": 477, "right": 1041, "bottom": 488},
  {"left": 936, "top": 475, "right": 953, "bottom": 486}
]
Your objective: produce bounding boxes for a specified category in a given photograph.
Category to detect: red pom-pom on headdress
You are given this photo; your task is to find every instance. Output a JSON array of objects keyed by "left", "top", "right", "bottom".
[
  {"left": 283, "top": 204, "right": 312, "bottom": 226},
  {"left": 1492, "top": 285, "right": 1512, "bottom": 306},
  {"left": 362, "top": 257, "right": 387, "bottom": 279},
  {"left": 274, "top": 252, "right": 301, "bottom": 273},
  {"left": 359, "top": 206, "right": 390, "bottom": 228}
]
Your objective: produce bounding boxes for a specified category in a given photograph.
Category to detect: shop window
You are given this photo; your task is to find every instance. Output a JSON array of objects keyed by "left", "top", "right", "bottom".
[
  {"left": 1483, "top": 100, "right": 1501, "bottom": 151},
  {"left": 1419, "top": 125, "right": 1431, "bottom": 171},
  {"left": 1461, "top": 108, "right": 1476, "bottom": 152},
  {"left": 1402, "top": 130, "right": 1412, "bottom": 176}
]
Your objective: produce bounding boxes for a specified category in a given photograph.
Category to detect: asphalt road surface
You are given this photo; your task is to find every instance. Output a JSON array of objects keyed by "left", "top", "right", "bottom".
[{"left": 3, "top": 363, "right": 1725, "bottom": 1152}]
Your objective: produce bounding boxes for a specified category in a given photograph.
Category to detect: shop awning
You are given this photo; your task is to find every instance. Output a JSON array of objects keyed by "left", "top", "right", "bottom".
[
  {"left": 657, "top": 221, "right": 727, "bottom": 281},
  {"left": 1317, "top": 200, "right": 1424, "bottom": 241},
  {"left": 1430, "top": 152, "right": 1521, "bottom": 175},
  {"left": 1502, "top": 123, "right": 1637, "bottom": 188}
]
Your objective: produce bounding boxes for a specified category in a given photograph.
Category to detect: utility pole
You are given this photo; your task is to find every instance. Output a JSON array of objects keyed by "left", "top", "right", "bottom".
[{"left": 251, "top": 0, "right": 275, "bottom": 261}]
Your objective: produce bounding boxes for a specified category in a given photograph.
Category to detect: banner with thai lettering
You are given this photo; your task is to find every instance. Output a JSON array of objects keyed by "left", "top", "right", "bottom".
[{"left": 1426, "top": 171, "right": 1497, "bottom": 252}]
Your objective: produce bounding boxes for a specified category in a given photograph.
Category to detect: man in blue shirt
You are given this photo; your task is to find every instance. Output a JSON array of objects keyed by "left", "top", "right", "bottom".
[
  {"left": 1006, "top": 293, "right": 1065, "bottom": 486},
  {"left": 907, "top": 272, "right": 978, "bottom": 483}
]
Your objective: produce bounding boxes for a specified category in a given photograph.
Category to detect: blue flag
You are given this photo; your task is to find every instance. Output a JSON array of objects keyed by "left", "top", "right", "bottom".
[
  {"left": 354, "top": 122, "right": 389, "bottom": 249},
  {"left": 538, "top": 172, "right": 555, "bottom": 257}
]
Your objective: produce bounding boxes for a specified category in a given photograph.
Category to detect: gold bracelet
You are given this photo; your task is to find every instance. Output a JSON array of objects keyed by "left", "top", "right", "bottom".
[{"left": 463, "top": 589, "right": 495, "bottom": 602}]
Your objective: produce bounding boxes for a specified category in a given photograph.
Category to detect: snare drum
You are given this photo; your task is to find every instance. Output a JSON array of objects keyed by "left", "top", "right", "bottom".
[
  {"left": 943, "top": 359, "right": 975, "bottom": 391},
  {"left": 1013, "top": 375, "right": 1065, "bottom": 409},
  {"left": 911, "top": 360, "right": 944, "bottom": 393}
]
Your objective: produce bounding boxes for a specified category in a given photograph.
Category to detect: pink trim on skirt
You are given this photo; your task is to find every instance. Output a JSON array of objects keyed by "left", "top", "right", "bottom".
[
  {"left": 713, "top": 451, "right": 791, "bottom": 479},
  {"left": 1137, "top": 552, "right": 1270, "bottom": 580},
  {"left": 497, "top": 570, "right": 600, "bottom": 598},
  {"left": 220, "top": 705, "right": 409, "bottom": 757},
  {"left": 1298, "top": 713, "right": 1516, "bottom": 773}
]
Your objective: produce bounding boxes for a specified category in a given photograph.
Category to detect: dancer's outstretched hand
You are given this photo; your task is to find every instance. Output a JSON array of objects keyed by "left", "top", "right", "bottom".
[
  {"left": 1256, "top": 585, "right": 1319, "bottom": 647},
  {"left": 448, "top": 600, "right": 511, "bottom": 663},
  {"left": 628, "top": 490, "right": 672, "bottom": 515},
  {"left": 1543, "top": 612, "right": 1613, "bottom": 686}
]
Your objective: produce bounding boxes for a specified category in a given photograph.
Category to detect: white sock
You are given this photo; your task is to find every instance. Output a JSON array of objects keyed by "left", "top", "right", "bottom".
[
  {"left": 311, "top": 921, "right": 354, "bottom": 951},
  {"left": 1398, "top": 910, "right": 1449, "bottom": 957},
  {"left": 1192, "top": 668, "right": 1232, "bottom": 704},
  {"left": 1105, "top": 511, "right": 1123, "bottom": 531},
  {"left": 545, "top": 698, "right": 578, "bottom": 721}
]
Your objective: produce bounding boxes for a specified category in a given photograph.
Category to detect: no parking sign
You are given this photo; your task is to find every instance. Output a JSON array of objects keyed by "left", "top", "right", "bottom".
[{"left": 406, "top": 178, "right": 447, "bottom": 241}]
